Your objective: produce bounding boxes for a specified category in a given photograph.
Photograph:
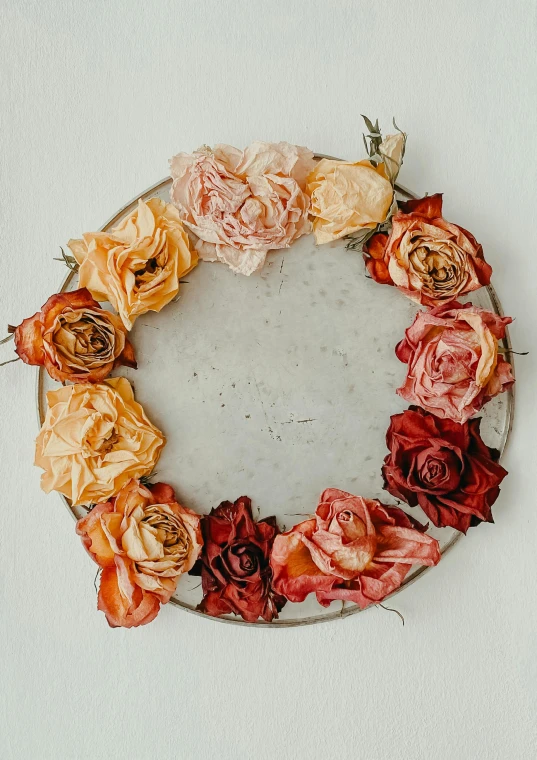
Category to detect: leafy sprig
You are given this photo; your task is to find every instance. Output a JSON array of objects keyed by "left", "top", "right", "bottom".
[{"left": 54, "top": 247, "right": 79, "bottom": 272}]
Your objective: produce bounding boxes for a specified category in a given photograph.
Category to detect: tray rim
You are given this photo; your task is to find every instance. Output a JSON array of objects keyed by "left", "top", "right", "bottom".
[{"left": 36, "top": 166, "right": 516, "bottom": 627}]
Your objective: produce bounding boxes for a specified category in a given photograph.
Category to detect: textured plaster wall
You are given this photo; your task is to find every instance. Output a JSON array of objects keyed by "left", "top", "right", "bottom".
[{"left": 1, "top": 2, "right": 536, "bottom": 758}]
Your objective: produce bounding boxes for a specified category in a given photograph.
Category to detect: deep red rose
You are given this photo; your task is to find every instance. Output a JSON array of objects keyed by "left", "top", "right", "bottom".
[
  {"left": 196, "top": 496, "right": 286, "bottom": 622},
  {"left": 13, "top": 288, "right": 136, "bottom": 383},
  {"left": 270, "top": 489, "right": 440, "bottom": 609},
  {"left": 382, "top": 406, "right": 508, "bottom": 533},
  {"left": 363, "top": 194, "right": 492, "bottom": 306}
]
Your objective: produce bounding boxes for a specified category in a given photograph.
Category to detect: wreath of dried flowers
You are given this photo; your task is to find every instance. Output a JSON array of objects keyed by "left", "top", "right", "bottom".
[{"left": 2, "top": 118, "right": 517, "bottom": 628}]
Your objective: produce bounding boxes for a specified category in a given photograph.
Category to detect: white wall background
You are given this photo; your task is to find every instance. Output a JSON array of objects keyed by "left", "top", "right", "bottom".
[{"left": 1, "top": 1, "right": 536, "bottom": 758}]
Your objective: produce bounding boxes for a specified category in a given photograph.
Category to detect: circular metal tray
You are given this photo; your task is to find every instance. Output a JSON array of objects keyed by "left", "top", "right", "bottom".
[{"left": 37, "top": 168, "right": 515, "bottom": 626}]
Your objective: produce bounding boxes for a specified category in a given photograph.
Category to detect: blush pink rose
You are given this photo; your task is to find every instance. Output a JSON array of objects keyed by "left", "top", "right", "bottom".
[
  {"left": 270, "top": 488, "right": 440, "bottom": 609},
  {"left": 396, "top": 301, "right": 514, "bottom": 424},
  {"left": 169, "top": 142, "right": 314, "bottom": 276}
]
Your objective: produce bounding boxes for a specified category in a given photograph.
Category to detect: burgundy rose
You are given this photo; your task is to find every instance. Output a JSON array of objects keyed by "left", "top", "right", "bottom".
[
  {"left": 196, "top": 496, "right": 286, "bottom": 622},
  {"left": 382, "top": 406, "right": 507, "bottom": 533}
]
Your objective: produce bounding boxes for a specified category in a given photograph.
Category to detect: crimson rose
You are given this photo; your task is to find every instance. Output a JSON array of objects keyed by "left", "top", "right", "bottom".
[
  {"left": 382, "top": 406, "right": 507, "bottom": 533},
  {"left": 196, "top": 496, "right": 286, "bottom": 622}
]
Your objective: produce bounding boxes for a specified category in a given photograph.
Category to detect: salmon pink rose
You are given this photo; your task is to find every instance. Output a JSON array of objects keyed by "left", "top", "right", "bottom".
[
  {"left": 382, "top": 407, "right": 508, "bottom": 533},
  {"left": 195, "top": 496, "right": 286, "bottom": 622},
  {"left": 363, "top": 194, "right": 492, "bottom": 306},
  {"left": 13, "top": 288, "right": 136, "bottom": 383},
  {"left": 270, "top": 489, "right": 440, "bottom": 609},
  {"left": 396, "top": 301, "right": 514, "bottom": 424},
  {"left": 169, "top": 142, "right": 314, "bottom": 276},
  {"left": 76, "top": 479, "right": 202, "bottom": 628}
]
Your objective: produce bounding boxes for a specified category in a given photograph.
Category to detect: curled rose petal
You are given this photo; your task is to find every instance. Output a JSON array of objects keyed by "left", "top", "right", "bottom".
[
  {"left": 270, "top": 489, "right": 440, "bottom": 609},
  {"left": 382, "top": 406, "right": 508, "bottom": 533},
  {"left": 76, "top": 479, "right": 203, "bottom": 628},
  {"left": 395, "top": 301, "right": 514, "bottom": 424},
  {"left": 13, "top": 288, "right": 136, "bottom": 383}
]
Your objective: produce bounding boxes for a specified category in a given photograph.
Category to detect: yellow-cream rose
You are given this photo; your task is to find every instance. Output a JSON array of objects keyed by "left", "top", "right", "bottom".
[
  {"left": 306, "top": 158, "right": 394, "bottom": 244},
  {"left": 35, "top": 378, "right": 165, "bottom": 506},
  {"left": 68, "top": 198, "right": 197, "bottom": 330}
]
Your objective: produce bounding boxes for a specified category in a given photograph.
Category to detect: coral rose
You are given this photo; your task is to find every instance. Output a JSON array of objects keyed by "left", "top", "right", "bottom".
[
  {"left": 68, "top": 198, "right": 197, "bottom": 329},
  {"left": 363, "top": 194, "right": 492, "bottom": 306},
  {"left": 270, "top": 489, "right": 440, "bottom": 609},
  {"left": 169, "top": 142, "right": 314, "bottom": 276},
  {"left": 77, "top": 479, "right": 202, "bottom": 628},
  {"left": 35, "top": 377, "right": 164, "bottom": 505},
  {"left": 382, "top": 406, "right": 508, "bottom": 533},
  {"left": 13, "top": 288, "right": 136, "bottom": 383},
  {"left": 195, "top": 496, "right": 286, "bottom": 622},
  {"left": 306, "top": 157, "right": 394, "bottom": 244},
  {"left": 396, "top": 301, "right": 514, "bottom": 424}
]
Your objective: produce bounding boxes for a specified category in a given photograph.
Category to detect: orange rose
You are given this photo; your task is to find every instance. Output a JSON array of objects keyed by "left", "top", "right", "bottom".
[
  {"left": 68, "top": 198, "right": 197, "bottom": 329},
  {"left": 35, "top": 378, "right": 164, "bottom": 505},
  {"left": 13, "top": 288, "right": 136, "bottom": 383},
  {"left": 77, "top": 479, "right": 203, "bottom": 628},
  {"left": 364, "top": 194, "right": 492, "bottom": 306}
]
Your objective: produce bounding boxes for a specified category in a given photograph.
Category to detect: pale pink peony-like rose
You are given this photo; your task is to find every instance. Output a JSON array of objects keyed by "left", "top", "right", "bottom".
[
  {"left": 169, "top": 142, "right": 315, "bottom": 276},
  {"left": 396, "top": 301, "right": 514, "bottom": 424}
]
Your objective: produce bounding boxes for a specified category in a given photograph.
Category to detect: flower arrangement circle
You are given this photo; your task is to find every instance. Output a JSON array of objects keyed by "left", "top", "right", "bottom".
[{"left": 3, "top": 118, "right": 516, "bottom": 628}]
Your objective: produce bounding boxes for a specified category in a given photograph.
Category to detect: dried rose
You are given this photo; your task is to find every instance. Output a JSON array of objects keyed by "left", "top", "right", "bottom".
[
  {"left": 382, "top": 406, "right": 508, "bottom": 533},
  {"left": 77, "top": 479, "right": 202, "bottom": 628},
  {"left": 35, "top": 377, "right": 165, "bottom": 506},
  {"left": 270, "top": 489, "right": 440, "bottom": 609},
  {"left": 306, "top": 158, "right": 394, "bottom": 244},
  {"left": 13, "top": 288, "right": 136, "bottom": 383},
  {"left": 169, "top": 142, "right": 314, "bottom": 276},
  {"left": 396, "top": 301, "right": 514, "bottom": 424},
  {"left": 68, "top": 198, "right": 197, "bottom": 329},
  {"left": 363, "top": 194, "right": 492, "bottom": 306},
  {"left": 195, "top": 496, "right": 286, "bottom": 622}
]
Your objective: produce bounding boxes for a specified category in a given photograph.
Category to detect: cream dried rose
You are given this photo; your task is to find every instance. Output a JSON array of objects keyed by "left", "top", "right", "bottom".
[
  {"left": 68, "top": 198, "right": 197, "bottom": 329},
  {"left": 35, "top": 377, "right": 165, "bottom": 505},
  {"left": 306, "top": 158, "right": 394, "bottom": 244},
  {"left": 169, "top": 142, "right": 314, "bottom": 276}
]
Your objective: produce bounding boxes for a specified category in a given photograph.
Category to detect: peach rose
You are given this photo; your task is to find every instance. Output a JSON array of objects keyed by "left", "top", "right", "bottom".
[
  {"left": 270, "top": 488, "right": 440, "bottom": 609},
  {"left": 306, "top": 157, "right": 394, "bottom": 244},
  {"left": 396, "top": 301, "right": 514, "bottom": 424},
  {"left": 68, "top": 198, "right": 197, "bottom": 330},
  {"left": 35, "top": 377, "right": 165, "bottom": 505},
  {"left": 77, "top": 479, "right": 202, "bottom": 628},
  {"left": 363, "top": 194, "right": 492, "bottom": 306},
  {"left": 169, "top": 142, "right": 314, "bottom": 276},
  {"left": 13, "top": 288, "right": 136, "bottom": 383}
]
